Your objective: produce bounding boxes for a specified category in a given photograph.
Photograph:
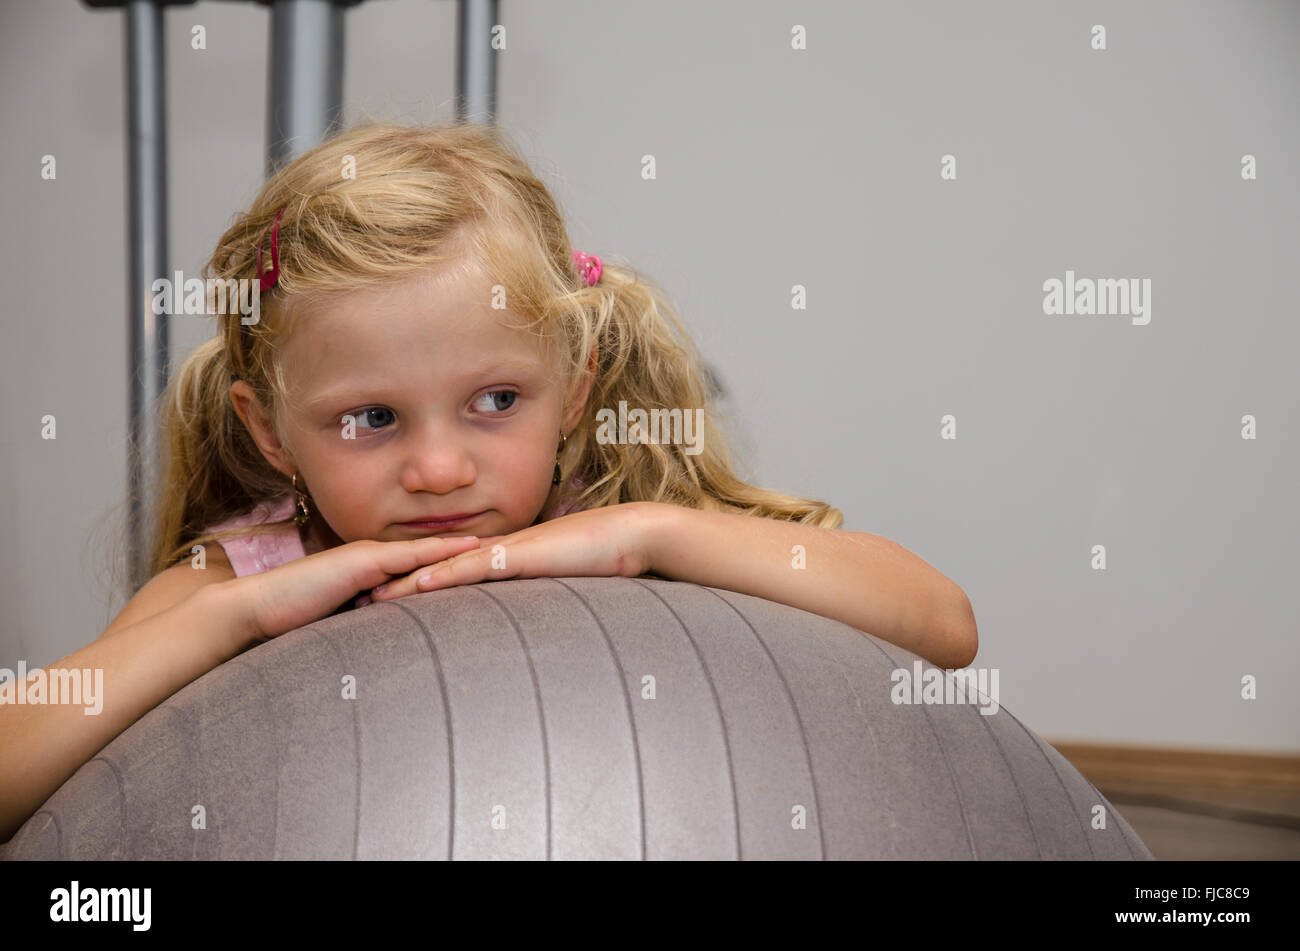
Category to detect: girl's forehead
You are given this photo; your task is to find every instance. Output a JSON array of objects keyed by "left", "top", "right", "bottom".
[
  {"left": 286, "top": 271, "right": 518, "bottom": 337},
  {"left": 280, "top": 296, "right": 564, "bottom": 388},
  {"left": 309, "top": 263, "right": 533, "bottom": 328},
  {"left": 275, "top": 261, "right": 570, "bottom": 381}
]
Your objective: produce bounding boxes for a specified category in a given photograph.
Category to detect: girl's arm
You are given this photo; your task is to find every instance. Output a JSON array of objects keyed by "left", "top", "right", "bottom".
[
  {"left": 0, "top": 534, "right": 482, "bottom": 844},
  {"left": 0, "top": 582, "right": 255, "bottom": 844},
  {"left": 638, "top": 503, "right": 978, "bottom": 670}
]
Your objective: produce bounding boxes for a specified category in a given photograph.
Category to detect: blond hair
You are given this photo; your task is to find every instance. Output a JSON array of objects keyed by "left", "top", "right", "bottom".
[{"left": 141, "top": 120, "right": 841, "bottom": 588}]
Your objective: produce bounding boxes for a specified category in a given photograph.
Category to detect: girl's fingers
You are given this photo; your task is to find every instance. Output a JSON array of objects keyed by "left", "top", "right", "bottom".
[
  {"left": 414, "top": 544, "right": 500, "bottom": 592},
  {"left": 251, "top": 535, "right": 484, "bottom": 642},
  {"left": 374, "top": 535, "right": 480, "bottom": 581},
  {"left": 408, "top": 534, "right": 481, "bottom": 559},
  {"left": 371, "top": 540, "right": 500, "bottom": 601}
]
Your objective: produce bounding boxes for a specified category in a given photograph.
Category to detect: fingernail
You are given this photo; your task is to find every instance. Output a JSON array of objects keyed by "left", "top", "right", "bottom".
[
  {"left": 417, "top": 572, "right": 432, "bottom": 587},
  {"left": 373, "top": 583, "right": 388, "bottom": 596}
]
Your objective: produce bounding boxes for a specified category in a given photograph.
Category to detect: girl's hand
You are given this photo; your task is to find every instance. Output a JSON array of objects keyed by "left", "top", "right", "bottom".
[
  {"left": 241, "top": 535, "right": 485, "bottom": 643},
  {"left": 369, "top": 503, "right": 655, "bottom": 602}
]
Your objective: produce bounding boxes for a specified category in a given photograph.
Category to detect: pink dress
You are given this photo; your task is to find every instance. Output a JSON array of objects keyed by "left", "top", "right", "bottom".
[{"left": 205, "top": 494, "right": 373, "bottom": 609}]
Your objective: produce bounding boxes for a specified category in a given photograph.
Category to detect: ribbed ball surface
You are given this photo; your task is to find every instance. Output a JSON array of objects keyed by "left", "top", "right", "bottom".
[{"left": 0, "top": 577, "right": 1152, "bottom": 860}]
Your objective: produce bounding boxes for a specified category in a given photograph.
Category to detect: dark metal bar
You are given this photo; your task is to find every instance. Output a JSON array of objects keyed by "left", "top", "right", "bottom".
[
  {"left": 266, "top": 0, "right": 345, "bottom": 176},
  {"left": 456, "top": 0, "right": 498, "bottom": 124},
  {"left": 125, "top": 0, "right": 169, "bottom": 589}
]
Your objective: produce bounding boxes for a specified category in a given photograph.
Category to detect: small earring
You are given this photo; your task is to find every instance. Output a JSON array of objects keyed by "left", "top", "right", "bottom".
[
  {"left": 292, "top": 472, "right": 311, "bottom": 525},
  {"left": 552, "top": 430, "right": 568, "bottom": 486}
]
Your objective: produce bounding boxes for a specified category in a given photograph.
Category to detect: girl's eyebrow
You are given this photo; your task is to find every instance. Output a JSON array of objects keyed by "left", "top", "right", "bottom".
[{"left": 303, "top": 357, "right": 544, "bottom": 408}]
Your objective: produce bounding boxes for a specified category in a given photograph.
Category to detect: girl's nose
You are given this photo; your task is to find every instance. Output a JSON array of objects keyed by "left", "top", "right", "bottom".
[{"left": 398, "top": 423, "right": 476, "bottom": 495}]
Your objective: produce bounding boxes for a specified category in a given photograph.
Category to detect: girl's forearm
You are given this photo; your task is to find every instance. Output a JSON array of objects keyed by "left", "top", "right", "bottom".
[
  {"left": 0, "top": 582, "right": 254, "bottom": 844},
  {"left": 639, "top": 502, "right": 977, "bottom": 669}
]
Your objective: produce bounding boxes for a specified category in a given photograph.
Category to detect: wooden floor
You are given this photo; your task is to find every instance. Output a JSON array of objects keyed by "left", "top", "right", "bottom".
[
  {"left": 1097, "top": 780, "right": 1300, "bottom": 860},
  {"left": 1049, "top": 742, "right": 1300, "bottom": 861}
]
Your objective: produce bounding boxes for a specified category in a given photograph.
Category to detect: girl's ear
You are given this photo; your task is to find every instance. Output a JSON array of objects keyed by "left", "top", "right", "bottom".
[
  {"left": 560, "top": 344, "right": 599, "bottom": 434},
  {"left": 229, "top": 380, "right": 295, "bottom": 478}
]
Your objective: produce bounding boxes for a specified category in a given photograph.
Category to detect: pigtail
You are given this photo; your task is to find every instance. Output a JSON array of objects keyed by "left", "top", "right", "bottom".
[
  {"left": 554, "top": 261, "right": 843, "bottom": 529},
  {"left": 148, "top": 336, "right": 292, "bottom": 580}
]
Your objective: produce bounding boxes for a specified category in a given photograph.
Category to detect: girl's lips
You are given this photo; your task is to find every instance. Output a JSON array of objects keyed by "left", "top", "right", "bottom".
[{"left": 397, "top": 511, "right": 484, "bottom": 530}]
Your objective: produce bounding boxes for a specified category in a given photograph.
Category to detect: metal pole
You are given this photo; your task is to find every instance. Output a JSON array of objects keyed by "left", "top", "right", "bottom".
[
  {"left": 267, "top": 0, "right": 345, "bottom": 176},
  {"left": 125, "top": 0, "right": 169, "bottom": 589},
  {"left": 456, "top": 0, "right": 498, "bottom": 124}
]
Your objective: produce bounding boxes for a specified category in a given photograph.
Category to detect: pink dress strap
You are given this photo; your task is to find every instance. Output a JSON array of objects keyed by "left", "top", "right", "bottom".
[
  {"left": 206, "top": 494, "right": 305, "bottom": 577},
  {"left": 204, "top": 494, "right": 373, "bottom": 609}
]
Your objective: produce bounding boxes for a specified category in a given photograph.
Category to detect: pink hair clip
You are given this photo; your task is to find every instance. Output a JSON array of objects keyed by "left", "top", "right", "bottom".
[
  {"left": 256, "top": 206, "right": 286, "bottom": 291},
  {"left": 572, "top": 249, "right": 602, "bottom": 287}
]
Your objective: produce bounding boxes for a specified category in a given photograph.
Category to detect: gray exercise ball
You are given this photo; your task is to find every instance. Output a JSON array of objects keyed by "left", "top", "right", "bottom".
[{"left": 0, "top": 577, "right": 1153, "bottom": 860}]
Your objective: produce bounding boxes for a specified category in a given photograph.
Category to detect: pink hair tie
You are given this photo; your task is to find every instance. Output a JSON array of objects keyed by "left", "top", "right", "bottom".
[
  {"left": 256, "top": 206, "right": 286, "bottom": 291},
  {"left": 572, "top": 249, "right": 602, "bottom": 287}
]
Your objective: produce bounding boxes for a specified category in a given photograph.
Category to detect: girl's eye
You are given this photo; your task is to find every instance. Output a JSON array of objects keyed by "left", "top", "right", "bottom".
[
  {"left": 351, "top": 407, "right": 395, "bottom": 429},
  {"left": 344, "top": 393, "right": 515, "bottom": 430},
  {"left": 474, "top": 389, "right": 517, "bottom": 413}
]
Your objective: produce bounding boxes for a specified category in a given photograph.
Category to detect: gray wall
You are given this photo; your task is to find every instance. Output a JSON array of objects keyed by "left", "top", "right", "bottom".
[{"left": 2, "top": 0, "right": 1296, "bottom": 753}]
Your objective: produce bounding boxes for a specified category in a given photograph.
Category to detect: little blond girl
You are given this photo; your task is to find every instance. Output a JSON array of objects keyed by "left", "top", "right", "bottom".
[{"left": 0, "top": 121, "right": 975, "bottom": 843}]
